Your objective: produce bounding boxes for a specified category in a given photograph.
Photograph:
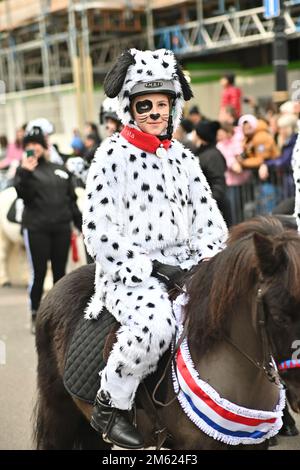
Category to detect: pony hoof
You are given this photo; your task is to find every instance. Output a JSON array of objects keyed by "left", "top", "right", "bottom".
[
  {"left": 268, "top": 436, "right": 278, "bottom": 447},
  {"left": 2, "top": 281, "right": 11, "bottom": 288},
  {"left": 279, "top": 424, "right": 299, "bottom": 437}
]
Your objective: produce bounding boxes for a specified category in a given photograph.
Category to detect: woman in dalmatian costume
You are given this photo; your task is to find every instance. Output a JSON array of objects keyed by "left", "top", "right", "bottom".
[{"left": 82, "top": 48, "right": 228, "bottom": 449}]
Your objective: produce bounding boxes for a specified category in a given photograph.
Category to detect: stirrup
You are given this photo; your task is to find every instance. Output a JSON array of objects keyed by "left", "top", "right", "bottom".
[{"left": 91, "top": 396, "right": 144, "bottom": 449}]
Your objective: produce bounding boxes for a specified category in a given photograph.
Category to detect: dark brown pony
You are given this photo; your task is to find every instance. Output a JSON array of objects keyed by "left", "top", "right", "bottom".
[{"left": 34, "top": 216, "right": 300, "bottom": 450}]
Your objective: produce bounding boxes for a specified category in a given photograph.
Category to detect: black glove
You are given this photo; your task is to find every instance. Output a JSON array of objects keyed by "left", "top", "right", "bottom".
[{"left": 151, "top": 260, "right": 188, "bottom": 291}]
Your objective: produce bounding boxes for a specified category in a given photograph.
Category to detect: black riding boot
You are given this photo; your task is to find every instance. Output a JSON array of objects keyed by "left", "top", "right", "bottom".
[{"left": 90, "top": 393, "right": 144, "bottom": 449}]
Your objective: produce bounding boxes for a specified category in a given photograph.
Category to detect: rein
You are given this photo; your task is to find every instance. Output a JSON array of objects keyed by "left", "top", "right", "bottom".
[
  {"left": 224, "top": 283, "right": 283, "bottom": 388},
  {"left": 139, "top": 274, "right": 188, "bottom": 450},
  {"left": 139, "top": 320, "right": 188, "bottom": 449}
]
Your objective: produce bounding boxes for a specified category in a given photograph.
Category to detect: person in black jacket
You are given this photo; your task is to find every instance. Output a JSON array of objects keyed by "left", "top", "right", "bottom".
[
  {"left": 193, "top": 120, "right": 232, "bottom": 226},
  {"left": 14, "top": 126, "right": 82, "bottom": 333}
]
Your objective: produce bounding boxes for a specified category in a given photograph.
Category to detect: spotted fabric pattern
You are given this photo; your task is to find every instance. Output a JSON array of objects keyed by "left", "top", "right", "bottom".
[{"left": 82, "top": 132, "right": 228, "bottom": 409}]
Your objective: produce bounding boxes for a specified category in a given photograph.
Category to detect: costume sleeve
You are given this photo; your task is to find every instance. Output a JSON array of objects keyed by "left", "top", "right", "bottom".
[
  {"left": 82, "top": 144, "right": 152, "bottom": 286},
  {"left": 186, "top": 152, "right": 228, "bottom": 260},
  {"left": 14, "top": 166, "right": 36, "bottom": 202}
]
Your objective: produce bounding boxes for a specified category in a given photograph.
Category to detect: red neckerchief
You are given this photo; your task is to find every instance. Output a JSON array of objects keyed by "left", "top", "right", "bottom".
[{"left": 121, "top": 126, "right": 172, "bottom": 155}]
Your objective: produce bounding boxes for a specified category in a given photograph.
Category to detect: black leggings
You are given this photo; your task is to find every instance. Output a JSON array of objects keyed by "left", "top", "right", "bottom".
[{"left": 23, "top": 228, "right": 71, "bottom": 311}]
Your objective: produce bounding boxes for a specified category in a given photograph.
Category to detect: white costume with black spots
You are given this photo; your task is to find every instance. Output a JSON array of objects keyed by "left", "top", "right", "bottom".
[{"left": 82, "top": 48, "right": 228, "bottom": 410}]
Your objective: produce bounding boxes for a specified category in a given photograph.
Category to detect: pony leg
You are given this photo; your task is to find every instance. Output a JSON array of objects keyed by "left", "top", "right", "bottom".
[
  {"left": 35, "top": 314, "right": 109, "bottom": 449},
  {"left": 34, "top": 315, "right": 83, "bottom": 449},
  {"left": 35, "top": 390, "right": 109, "bottom": 450},
  {"left": 34, "top": 354, "right": 84, "bottom": 450}
]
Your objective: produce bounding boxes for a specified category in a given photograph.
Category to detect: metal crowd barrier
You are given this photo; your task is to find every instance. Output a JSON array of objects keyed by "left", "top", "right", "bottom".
[{"left": 226, "top": 167, "right": 295, "bottom": 225}]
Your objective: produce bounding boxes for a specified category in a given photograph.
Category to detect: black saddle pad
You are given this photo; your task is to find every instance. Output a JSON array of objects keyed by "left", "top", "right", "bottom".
[
  {"left": 63, "top": 308, "right": 171, "bottom": 406},
  {"left": 63, "top": 309, "right": 116, "bottom": 404}
]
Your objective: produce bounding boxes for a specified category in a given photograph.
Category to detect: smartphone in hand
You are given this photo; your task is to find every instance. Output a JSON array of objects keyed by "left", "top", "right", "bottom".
[{"left": 26, "top": 149, "right": 35, "bottom": 158}]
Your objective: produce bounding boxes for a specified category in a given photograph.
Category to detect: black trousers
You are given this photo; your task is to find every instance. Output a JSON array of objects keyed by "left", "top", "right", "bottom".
[{"left": 23, "top": 228, "right": 71, "bottom": 312}]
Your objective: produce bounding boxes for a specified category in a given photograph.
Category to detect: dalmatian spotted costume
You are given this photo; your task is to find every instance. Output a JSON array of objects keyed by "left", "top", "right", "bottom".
[{"left": 82, "top": 49, "right": 228, "bottom": 411}]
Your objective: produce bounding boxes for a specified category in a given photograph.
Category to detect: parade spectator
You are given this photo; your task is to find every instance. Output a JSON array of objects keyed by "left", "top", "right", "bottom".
[
  {"left": 84, "top": 121, "right": 101, "bottom": 145},
  {"left": 268, "top": 113, "right": 280, "bottom": 144},
  {"left": 220, "top": 73, "right": 242, "bottom": 118},
  {"left": 217, "top": 123, "right": 251, "bottom": 224},
  {"left": 218, "top": 105, "right": 238, "bottom": 126},
  {"left": 237, "top": 114, "right": 279, "bottom": 172},
  {"left": 99, "top": 97, "right": 123, "bottom": 137},
  {"left": 173, "top": 118, "right": 196, "bottom": 153},
  {"left": 71, "top": 129, "right": 85, "bottom": 157},
  {"left": 83, "top": 133, "right": 99, "bottom": 165},
  {"left": 280, "top": 100, "right": 300, "bottom": 132},
  {"left": 14, "top": 126, "right": 82, "bottom": 334},
  {"left": 188, "top": 105, "right": 204, "bottom": 126},
  {"left": 262, "top": 114, "right": 298, "bottom": 199},
  {"left": 26, "top": 118, "right": 64, "bottom": 165},
  {"left": 0, "top": 135, "right": 8, "bottom": 161},
  {"left": 0, "top": 127, "right": 25, "bottom": 170},
  {"left": 193, "top": 120, "right": 232, "bottom": 225},
  {"left": 238, "top": 114, "right": 279, "bottom": 213}
]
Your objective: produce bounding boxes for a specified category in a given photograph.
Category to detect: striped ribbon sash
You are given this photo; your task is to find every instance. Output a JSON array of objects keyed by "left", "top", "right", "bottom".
[{"left": 172, "top": 294, "right": 286, "bottom": 446}]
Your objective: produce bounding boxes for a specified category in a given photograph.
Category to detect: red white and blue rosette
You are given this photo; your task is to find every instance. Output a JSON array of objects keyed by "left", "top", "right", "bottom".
[{"left": 172, "top": 294, "right": 286, "bottom": 446}]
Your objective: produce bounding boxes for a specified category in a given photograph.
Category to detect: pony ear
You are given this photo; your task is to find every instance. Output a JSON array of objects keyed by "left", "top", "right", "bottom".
[
  {"left": 104, "top": 51, "right": 136, "bottom": 98},
  {"left": 175, "top": 60, "right": 193, "bottom": 101},
  {"left": 253, "top": 232, "right": 286, "bottom": 276}
]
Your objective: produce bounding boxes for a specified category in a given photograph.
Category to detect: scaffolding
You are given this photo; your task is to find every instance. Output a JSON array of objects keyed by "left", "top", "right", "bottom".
[
  {"left": 0, "top": 1, "right": 299, "bottom": 98},
  {"left": 154, "top": 5, "right": 300, "bottom": 57}
]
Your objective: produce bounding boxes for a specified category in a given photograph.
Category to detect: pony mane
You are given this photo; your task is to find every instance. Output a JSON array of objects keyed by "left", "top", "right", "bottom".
[{"left": 185, "top": 216, "right": 300, "bottom": 354}]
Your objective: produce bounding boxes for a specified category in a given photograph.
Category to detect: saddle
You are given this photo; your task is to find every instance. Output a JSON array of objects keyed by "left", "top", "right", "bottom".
[{"left": 63, "top": 262, "right": 188, "bottom": 404}]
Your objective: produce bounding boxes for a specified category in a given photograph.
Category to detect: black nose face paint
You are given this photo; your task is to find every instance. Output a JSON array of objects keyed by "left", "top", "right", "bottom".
[
  {"left": 149, "top": 113, "right": 160, "bottom": 121},
  {"left": 135, "top": 99, "right": 153, "bottom": 114}
]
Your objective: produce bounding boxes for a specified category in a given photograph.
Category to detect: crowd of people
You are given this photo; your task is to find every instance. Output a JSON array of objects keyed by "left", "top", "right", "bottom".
[
  {"left": 0, "top": 72, "right": 299, "bottom": 331},
  {"left": 0, "top": 47, "right": 299, "bottom": 446}
]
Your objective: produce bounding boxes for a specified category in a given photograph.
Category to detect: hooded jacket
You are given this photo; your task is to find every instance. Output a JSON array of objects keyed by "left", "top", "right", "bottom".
[
  {"left": 240, "top": 119, "right": 279, "bottom": 169},
  {"left": 14, "top": 157, "right": 82, "bottom": 232}
]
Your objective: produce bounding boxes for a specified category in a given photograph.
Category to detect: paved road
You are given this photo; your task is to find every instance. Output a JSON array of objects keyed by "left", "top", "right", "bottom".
[
  {"left": 0, "top": 286, "right": 36, "bottom": 450},
  {"left": 0, "top": 286, "right": 299, "bottom": 450}
]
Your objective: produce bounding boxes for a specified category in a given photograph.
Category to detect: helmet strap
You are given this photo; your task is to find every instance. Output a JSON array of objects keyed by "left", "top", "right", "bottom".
[{"left": 159, "top": 98, "right": 175, "bottom": 140}]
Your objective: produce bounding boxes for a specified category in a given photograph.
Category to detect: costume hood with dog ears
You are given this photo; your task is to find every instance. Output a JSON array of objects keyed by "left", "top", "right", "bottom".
[{"left": 104, "top": 48, "right": 193, "bottom": 131}]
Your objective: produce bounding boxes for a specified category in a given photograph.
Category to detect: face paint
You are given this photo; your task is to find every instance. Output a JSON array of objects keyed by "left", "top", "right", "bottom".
[
  {"left": 135, "top": 99, "right": 153, "bottom": 114},
  {"left": 132, "top": 93, "right": 171, "bottom": 136}
]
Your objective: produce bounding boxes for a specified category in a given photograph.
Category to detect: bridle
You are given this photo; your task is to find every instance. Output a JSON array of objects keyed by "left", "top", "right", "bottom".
[
  {"left": 224, "top": 280, "right": 284, "bottom": 389},
  {"left": 141, "top": 271, "right": 288, "bottom": 449}
]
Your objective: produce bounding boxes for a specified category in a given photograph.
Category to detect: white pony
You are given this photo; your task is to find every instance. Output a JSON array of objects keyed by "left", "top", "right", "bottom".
[{"left": 0, "top": 186, "right": 86, "bottom": 287}]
